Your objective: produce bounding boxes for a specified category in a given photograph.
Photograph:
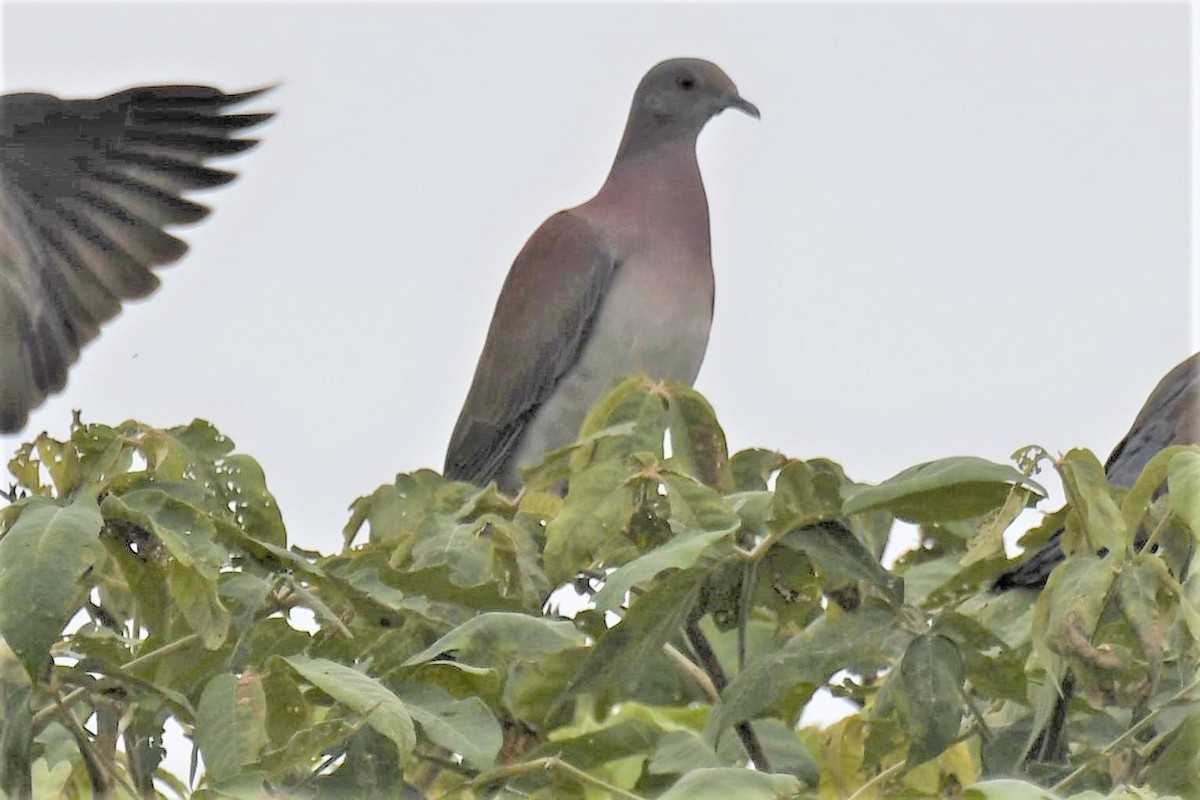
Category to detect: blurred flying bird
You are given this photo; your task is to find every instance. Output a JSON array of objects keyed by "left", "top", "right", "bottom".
[{"left": 0, "top": 84, "right": 273, "bottom": 433}]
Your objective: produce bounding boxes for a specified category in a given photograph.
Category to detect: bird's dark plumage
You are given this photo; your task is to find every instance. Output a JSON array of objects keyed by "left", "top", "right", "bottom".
[
  {"left": 994, "top": 352, "right": 1199, "bottom": 590},
  {"left": 0, "top": 84, "right": 273, "bottom": 433}
]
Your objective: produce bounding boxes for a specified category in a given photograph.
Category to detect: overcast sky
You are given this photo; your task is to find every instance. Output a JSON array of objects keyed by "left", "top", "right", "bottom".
[{"left": 1, "top": 2, "right": 1194, "bottom": 556}]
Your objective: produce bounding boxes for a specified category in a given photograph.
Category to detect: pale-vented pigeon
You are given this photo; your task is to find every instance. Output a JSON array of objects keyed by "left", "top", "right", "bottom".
[
  {"left": 444, "top": 58, "right": 758, "bottom": 492},
  {"left": 995, "top": 351, "right": 1199, "bottom": 590},
  {"left": 0, "top": 84, "right": 273, "bottom": 434}
]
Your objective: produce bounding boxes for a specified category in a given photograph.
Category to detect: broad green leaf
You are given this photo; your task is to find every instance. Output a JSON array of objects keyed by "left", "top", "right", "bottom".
[
  {"left": 281, "top": 656, "right": 415, "bottom": 763},
  {"left": 0, "top": 495, "right": 105, "bottom": 679},
  {"left": 730, "top": 448, "right": 787, "bottom": 492},
  {"left": 769, "top": 459, "right": 846, "bottom": 532},
  {"left": 657, "top": 767, "right": 801, "bottom": 799},
  {"left": 572, "top": 375, "right": 670, "bottom": 471},
  {"left": 345, "top": 469, "right": 462, "bottom": 552},
  {"left": 194, "top": 672, "right": 269, "bottom": 781},
  {"left": 1121, "top": 445, "right": 1188, "bottom": 535},
  {"left": 402, "top": 612, "right": 585, "bottom": 667},
  {"left": 648, "top": 729, "right": 727, "bottom": 774},
  {"left": 844, "top": 456, "right": 1044, "bottom": 523},
  {"left": 1058, "top": 448, "right": 1127, "bottom": 557},
  {"left": 557, "top": 568, "right": 705, "bottom": 713},
  {"left": 543, "top": 460, "right": 638, "bottom": 583},
  {"left": 750, "top": 719, "right": 820, "bottom": 785},
  {"left": 662, "top": 473, "right": 740, "bottom": 535},
  {"left": 527, "top": 719, "right": 663, "bottom": 770},
  {"left": 705, "top": 601, "right": 897, "bottom": 738},
  {"left": 258, "top": 718, "right": 357, "bottom": 779},
  {"left": 964, "top": 482, "right": 1034, "bottom": 566},
  {"left": 1033, "top": 556, "right": 1115, "bottom": 666},
  {"left": 163, "top": 421, "right": 286, "bottom": 545},
  {"left": 101, "top": 489, "right": 225, "bottom": 577},
  {"left": 779, "top": 522, "right": 902, "bottom": 603},
  {"left": 261, "top": 665, "right": 309, "bottom": 750},
  {"left": 1116, "top": 559, "right": 1168, "bottom": 673},
  {"left": 895, "top": 634, "right": 966, "bottom": 764},
  {"left": 592, "top": 527, "right": 733, "bottom": 612},
  {"left": 665, "top": 383, "right": 731, "bottom": 489},
  {"left": 1146, "top": 709, "right": 1200, "bottom": 797},
  {"left": 1168, "top": 449, "right": 1200, "bottom": 535},
  {"left": 393, "top": 684, "right": 501, "bottom": 770},
  {"left": 168, "top": 561, "right": 232, "bottom": 649}
]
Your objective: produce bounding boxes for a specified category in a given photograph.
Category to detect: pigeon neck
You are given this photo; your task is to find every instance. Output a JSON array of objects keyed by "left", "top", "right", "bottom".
[
  {"left": 606, "top": 132, "right": 700, "bottom": 188},
  {"left": 612, "top": 110, "right": 701, "bottom": 165}
]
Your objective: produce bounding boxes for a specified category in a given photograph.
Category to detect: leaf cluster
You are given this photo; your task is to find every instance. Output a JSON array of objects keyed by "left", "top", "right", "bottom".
[{"left": 1, "top": 380, "right": 1198, "bottom": 799}]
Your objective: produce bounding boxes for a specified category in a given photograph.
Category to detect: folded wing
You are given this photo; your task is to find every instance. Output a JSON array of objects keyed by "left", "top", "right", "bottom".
[{"left": 444, "top": 211, "right": 618, "bottom": 487}]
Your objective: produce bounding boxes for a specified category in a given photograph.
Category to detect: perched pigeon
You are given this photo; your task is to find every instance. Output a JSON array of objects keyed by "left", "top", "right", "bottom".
[{"left": 444, "top": 59, "right": 758, "bottom": 492}]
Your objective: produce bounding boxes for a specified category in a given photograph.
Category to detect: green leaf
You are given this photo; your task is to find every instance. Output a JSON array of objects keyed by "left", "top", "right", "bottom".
[
  {"left": 779, "top": 522, "right": 903, "bottom": 603},
  {"left": 769, "top": 459, "right": 846, "bottom": 532},
  {"left": 401, "top": 612, "right": 586, "bottom": 668},
  {"left": 0, "top": 494, "right": 106, "bottom": 679},
  {"left": 730, "top": 449, "right": 787, "bottom": 492},
  {"left": 657, "top": 767, "right": 801, "bottom": 799},
  {"left": 648, "top": 730, "right": 727, "bottom": 774},
  {"left": 194, "top": 672, "right": 269, "bottom": 781},
  {"left": 543, "top": 460, "right": 638, "bottom": 583},
  {"left": 393, "top": 684, "right": 501, "bottom": 770},
  {"left": 1116, "top": 558, "right": 1168, "bottom": 672},
  {"left": 101, "top": 489, "right": 225, "bottom": 577},
  {"left": 592, "top": 527, "right": 733, "bottom": 613},
  {"left": 662, "top": 473, "right": 740, "bottom": 535},
  {"left": 280, "top": 656, "right": 416, "bottom": 764},
  {"left": 525, "top": 719, "right": 663, "bottom": 770},
  {"left": 706, "top": 601, "right": 897, "bottom": 738},
  {"left": 1146, "top": 709, "right": 1200, "bottom": 797},
  {"left": 557, "top": 568, "right": 705, "bottom": 714},
  {"left": 1120, "top": 445, "right": 1187, "bottom": 535},
  {"left": 664, "top": 383, "right": 731, "bottom": 489},
  {"left": 572, "top": 375, "right": 670, "bottom": 471},
  {"left": 1033, "top": 556, "right": 1115, "bottom": 664},
  {"left": 1058, "top": 448, "right": 1128, "bottom": 557},
  {"left": 1168, "top": 449, "right": 1200, "bottom": 535},
  {"left": 843, "top": 456, "right": 1045, "bottom": 523},
  {"left": 895, "top": 634, "right": 966, "bottom": 764},
  {"left": 168, "top": 561, "right": 232, "bottom": 649}
]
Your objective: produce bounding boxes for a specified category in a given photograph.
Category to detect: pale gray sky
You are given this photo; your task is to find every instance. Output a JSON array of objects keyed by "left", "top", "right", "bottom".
[{"left": 1, "top": 2, "right": 1193, "bottom": 556}]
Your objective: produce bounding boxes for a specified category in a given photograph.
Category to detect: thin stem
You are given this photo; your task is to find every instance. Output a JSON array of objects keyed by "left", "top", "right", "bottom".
[
  {"left": 55, "top": 693, "right": 142, "bottom": 799},
  {"left": 1052, "top": 672, "right": 1200, "bottom": 793},
  {"left": 663, "top": 642, "right": 719, "bottom": 703},
  {"left": 1137, "top": 508, "right": 1175, "bottom": 556},
  {"left": 738, "top": 561, "right": 758, "bottom": 671},
  {"left": 32, "top": 632, "right": 205, "bottom": 729},
  {"left": 684, "top": 621, "right": 771, "bottom": 772},
  {"left": 125, "top": 633, "right": 201, "bottom": 672},
  {"left": 846, "top": 760, "right": 905, "bottom": 800}
]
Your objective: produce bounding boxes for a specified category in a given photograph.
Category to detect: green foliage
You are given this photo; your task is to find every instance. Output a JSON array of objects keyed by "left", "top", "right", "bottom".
[{"left": 0, "top": 382, "right": 1197, "bottom": 799}]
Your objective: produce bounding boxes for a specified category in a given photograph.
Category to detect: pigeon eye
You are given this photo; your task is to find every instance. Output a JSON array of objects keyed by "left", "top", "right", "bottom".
[{"left": 676, "top": 76, "right": 696, "bottom": 91}]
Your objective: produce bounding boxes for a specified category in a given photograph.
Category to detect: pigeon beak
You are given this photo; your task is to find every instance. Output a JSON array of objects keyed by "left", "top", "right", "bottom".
[{"left": 726, "top": 94, "right": 761, "bottom": 120}]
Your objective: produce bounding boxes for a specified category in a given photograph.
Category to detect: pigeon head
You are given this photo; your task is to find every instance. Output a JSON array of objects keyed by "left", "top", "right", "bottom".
[{"left": 616, "top": 58, "right": 758, "bottom": 160}]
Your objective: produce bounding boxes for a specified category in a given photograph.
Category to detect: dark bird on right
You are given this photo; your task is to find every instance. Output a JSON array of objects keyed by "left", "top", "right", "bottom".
[
  {"left": 994, "top": 351, "right": 1199, "bottom": 591},
  {"left": 993, "top": 350, "right": 1198, "bottom": 765}
]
